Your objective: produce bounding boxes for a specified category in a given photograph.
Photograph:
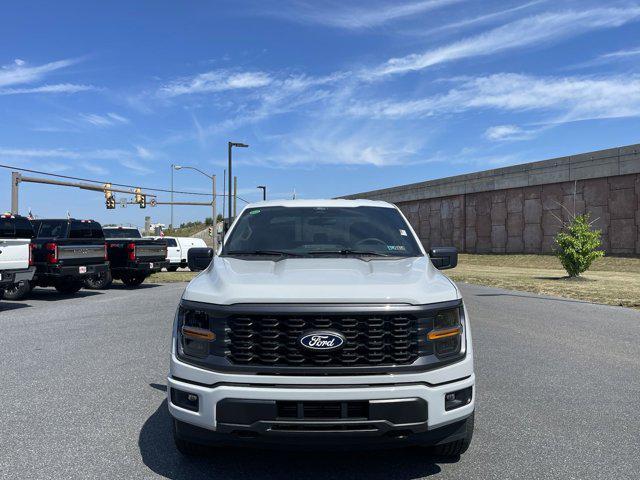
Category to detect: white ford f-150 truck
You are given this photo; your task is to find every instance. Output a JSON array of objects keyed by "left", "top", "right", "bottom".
[
  {"left": 168, "top": 199, "right": 474, "bottom": 457},
  {"left": 0, "top": 214, "right": 36, "bottom": 299}
]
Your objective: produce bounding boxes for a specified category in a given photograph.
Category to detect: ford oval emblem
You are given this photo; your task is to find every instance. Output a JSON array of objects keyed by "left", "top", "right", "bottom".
[{"left": 299, "top": 331, "right": 345, "bottom": 351}]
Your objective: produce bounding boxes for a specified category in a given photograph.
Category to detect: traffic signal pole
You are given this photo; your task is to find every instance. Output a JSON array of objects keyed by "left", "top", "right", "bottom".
[{"left": 10, "top": 172, "right": 156, "bottom": 214}]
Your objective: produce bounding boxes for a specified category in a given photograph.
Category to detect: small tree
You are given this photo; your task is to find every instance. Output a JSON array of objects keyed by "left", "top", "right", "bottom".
[{"left": 554, "top": 213, "right": 604, "bottom": 277}]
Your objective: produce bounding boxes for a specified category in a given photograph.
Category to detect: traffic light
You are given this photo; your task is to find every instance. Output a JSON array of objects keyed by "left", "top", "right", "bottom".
[
  {"left": 139, "top": 194, "right": 146, "bottom": 209},
  {"left": 104, "top": 183, "right": 115, "bottom": 209},
  {"left": 208, "top": 226, "right": 213, "bottom": 237},
  {"left": 134, "top": 187, "right": 142, "bottom": 204}
]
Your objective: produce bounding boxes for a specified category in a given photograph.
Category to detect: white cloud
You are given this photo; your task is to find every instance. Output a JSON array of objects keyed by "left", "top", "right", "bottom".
[
  {"left": 0, "top": 147, "right": 82, "bottom": 159},
  {"left": 79, "top": 112, "right": 129, "bottom": 127},
  {"left": 79, "top": 162, "right": 109, "bottom": 175},
  {"left": 254, "top": 119, "right": 428, "bottom": 168},
  {"left": 135, "top": 146, "right": 152, "bottom": 159},
  {"left": 348, "top": 73, "right": 640, "bottom": 125},
  {"left": 158, "top": 70, "right": 272, "bottom": 97},
  {"left": 0, "top": 147, "right": 150, "bottom": 160},
  {"left": 270, "top": 0, "right": 465, "bottom": 29},
  {"left": 369, "top": 6, "right": 640, "bottom": 77},
  {"left": 419, "top": 0, "right": 546, "bottom": 36},
  {"left": 0, "top": 58, "right": 80, "bottom": 87},
  {"left": 106, "top": 112, "right": 129, "bottom": 123},
  {"left": 484, "top": 124, "right": 537, "bottom": 141},
  {"left": 599, "top": 46, "right": 640, "bottom": 60},
  {"left": 0, "top": 83, "right": 94, "bottom": 95},
  {"left": 118, "top": 158, "right": 152, "bottom": 174}
]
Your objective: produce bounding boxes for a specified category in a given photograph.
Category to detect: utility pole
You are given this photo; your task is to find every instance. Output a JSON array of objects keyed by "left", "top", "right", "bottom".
[
  {"left": 257, "top": 185, "right": 266, "bottom": 201},
  {"left": 11, "top": 172, "right": 20, "bottom": 214},
  {"left": 222, "top": 168, "right": 226, "bottom": 224}
]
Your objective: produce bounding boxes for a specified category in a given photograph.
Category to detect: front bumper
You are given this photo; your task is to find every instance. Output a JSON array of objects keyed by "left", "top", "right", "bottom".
[{"left": 168, "top": 374, "right": 474, "bottom": 447}]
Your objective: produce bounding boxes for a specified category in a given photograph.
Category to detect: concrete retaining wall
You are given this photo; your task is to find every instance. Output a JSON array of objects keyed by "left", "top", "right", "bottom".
[{"left": 344, "top": 144, "right": 640, "bottom": 255}]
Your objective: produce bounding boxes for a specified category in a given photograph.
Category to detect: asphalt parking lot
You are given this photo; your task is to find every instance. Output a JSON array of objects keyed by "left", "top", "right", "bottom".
[{"left": 1, "top": 281, "right": 639, "bottom": 480}]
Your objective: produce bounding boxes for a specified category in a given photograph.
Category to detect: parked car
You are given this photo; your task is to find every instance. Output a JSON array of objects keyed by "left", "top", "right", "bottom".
[
  {"left": 4, "top": 218, "right": 109, "bottom": 300},
  {"left": 168, "top": 199, "right": 474, "bottom": 457},
  {"left": 84, "top": 226, "right": 168, "bottom": 289},
  {"left": 0, "top": 214, "right": 36, "bottom": 300},
  {"left": 161, "top": 236, "right": 207, "bottom": 271}
]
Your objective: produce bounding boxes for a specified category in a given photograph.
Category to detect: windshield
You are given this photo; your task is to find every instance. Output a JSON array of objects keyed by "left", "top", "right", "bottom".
[
  {"left": 103, "top": 228, "right": 141, "bottom": 239},
  {"left": 222, "top": 206, "right": 422, "bottom": 258}
]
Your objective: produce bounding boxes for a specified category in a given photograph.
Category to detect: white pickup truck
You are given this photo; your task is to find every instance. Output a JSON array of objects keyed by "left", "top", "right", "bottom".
[
  {"left": 160, "top": 236, "right": 207, "bottom": 271},
  {"left": 168, "top": 199, "right": 474, "bottom": 457},
  {"left": 0, "top": 214, "right": 36, "bottom": 300}
]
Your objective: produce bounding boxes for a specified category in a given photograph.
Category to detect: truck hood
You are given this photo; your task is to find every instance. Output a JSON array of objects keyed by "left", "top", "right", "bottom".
[{"left": 183, "top": 256, "right": 459, "bottom": 305}]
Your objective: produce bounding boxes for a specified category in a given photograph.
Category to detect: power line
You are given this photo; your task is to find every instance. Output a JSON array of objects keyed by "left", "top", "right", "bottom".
[{"left": 0, "top": 163, "right": 226, "bottom": 197}]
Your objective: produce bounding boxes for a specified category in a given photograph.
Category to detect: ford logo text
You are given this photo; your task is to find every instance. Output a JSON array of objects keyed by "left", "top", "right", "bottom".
[{"left": 299, "top": 331, "right": 345, "bottom": 351}]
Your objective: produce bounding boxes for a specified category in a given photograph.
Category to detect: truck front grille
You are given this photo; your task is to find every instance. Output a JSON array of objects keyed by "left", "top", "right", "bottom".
[{"left": 226, "top": 314, "right": 425, "bottom": 367}]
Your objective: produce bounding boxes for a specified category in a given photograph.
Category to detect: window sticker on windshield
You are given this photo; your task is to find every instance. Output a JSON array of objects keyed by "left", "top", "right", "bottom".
[
  {"left": 387, "top": 245, "right": 406, "bottom": 251},
  {"left": 249, "top": 209, "right": 261, "bottom": 215},
  {"left": 399, "top": 229, "right": 407, "bottom": 236}
]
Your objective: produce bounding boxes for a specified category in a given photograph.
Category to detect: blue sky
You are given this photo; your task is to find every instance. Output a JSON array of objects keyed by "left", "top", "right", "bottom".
[{"left": 1, "top": 0, "right": 640, "bottom": 227}]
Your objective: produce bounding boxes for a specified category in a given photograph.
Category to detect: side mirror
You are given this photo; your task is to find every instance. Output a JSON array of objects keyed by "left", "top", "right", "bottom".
[
  {"left": 429, "top": 247, "right": 458, "bottom": 270},
  {"left": 188, "top": 247, "right": 214, "bottom": 271}
]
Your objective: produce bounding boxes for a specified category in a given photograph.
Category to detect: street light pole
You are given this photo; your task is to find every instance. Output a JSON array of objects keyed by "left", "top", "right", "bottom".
[
  {"left": 170, "top": 164, "right": 175, "bottom": 229},
  {"left": 173, "top": 165, "right": 218, "bottom": 251},
  {"left": 212, "top": 174, "right": 216, "bottom": 250},
  {"left": 257, "top": 185, "right": 266, "bottom": 201},
  {"left": 228, "top": 142, "right": 232, "bottom": 223},
  {"left": 227, "top": 141, "right": 249, "bottom": 224},
  {"left": 222, "top": 168, "right": 226, "bottom": 224}
]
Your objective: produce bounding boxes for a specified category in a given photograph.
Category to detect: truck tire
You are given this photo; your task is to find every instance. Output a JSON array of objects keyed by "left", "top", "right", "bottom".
[
  {"left": 83, "top": 271, "right": 113, "bottom": 290},
  {"left": 121, "top": 274, "right": 146, "bottom": 288},
  {"left": 430, "top": 413, "right": 474, "bottom": 458},
  {"left": 54, "top": 280, "right": 83, "bottom": 295},
  {"left": 3, "top": 281, "right": 31, "bottom": 300},
  {"left": 167, "top": 266, "right": 179, "bottom": 272}
]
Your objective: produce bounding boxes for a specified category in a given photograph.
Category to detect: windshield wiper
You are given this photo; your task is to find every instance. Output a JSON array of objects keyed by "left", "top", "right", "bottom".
[
  {"left": 224, "top": 250, "right": 301, "bottom": 257},
  {"left": 308, "top": 249, "right": 392, "bottom": 257}
]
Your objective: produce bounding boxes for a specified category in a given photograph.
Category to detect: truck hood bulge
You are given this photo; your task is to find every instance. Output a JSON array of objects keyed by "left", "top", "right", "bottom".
[{"left": 183, "top": 256, "right": 459, "bottom": 305}]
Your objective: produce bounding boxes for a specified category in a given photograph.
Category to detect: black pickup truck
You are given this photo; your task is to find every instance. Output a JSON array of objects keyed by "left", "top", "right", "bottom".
[
  {"left": 3, "top": 218, "right": 109, "bottom": 300},
  {"left": 83, "top": 226, "right": 167, "bottom": 289}
]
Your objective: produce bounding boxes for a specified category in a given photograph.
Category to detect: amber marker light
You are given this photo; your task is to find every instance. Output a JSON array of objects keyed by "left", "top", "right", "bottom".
[
  {"left": 182, "top": 326, "right": 216, "bottom": 341},
  {"left": 428, "top": 326, "right": 462, "bottom": 341}
]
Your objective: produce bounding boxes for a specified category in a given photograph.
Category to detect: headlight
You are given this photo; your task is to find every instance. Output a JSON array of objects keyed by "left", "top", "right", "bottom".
[
  {"left": 177, "top": 306, "right": 215, "bottom": 358},
  {"left": 428, "top": 307, "right": 463, "bottom": 357}
]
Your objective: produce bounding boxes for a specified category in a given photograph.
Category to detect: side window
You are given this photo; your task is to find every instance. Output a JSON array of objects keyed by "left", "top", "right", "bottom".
[{"left": 166, "top": 239, "right": 178, "bottom": 247}]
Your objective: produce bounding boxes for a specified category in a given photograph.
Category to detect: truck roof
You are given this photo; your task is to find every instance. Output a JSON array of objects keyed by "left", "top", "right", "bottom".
[
  {"left": 31, "top": 218, "right": 98, "bottom": 222},
  {"left": 240, "top": 199, "right": 395, "bottom": 209}
]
